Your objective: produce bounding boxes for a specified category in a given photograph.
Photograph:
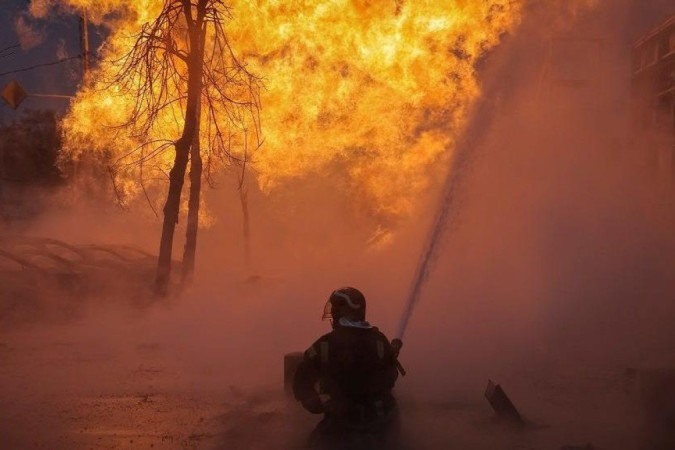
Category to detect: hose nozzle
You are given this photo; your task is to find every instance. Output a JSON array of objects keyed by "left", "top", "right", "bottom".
[
  {"left": 390, "top": 338, "right": 406, "bottom": 376},
  {"left": 391, "top": 338, "right": 403, "bottom": 358}
]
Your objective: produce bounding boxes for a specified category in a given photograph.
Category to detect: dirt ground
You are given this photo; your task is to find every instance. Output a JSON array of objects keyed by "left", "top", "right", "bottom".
[
  {"left": 0, "top": 306, "right": 667, "bottom": 450},
  {"left": 3, "top": 2, "right": 674, "bottom": 447}
]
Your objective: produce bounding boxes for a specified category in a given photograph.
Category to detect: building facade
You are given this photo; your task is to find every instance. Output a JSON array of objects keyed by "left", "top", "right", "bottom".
[{"left": 632, "top": 14, "right": 675, "bottom": 183}]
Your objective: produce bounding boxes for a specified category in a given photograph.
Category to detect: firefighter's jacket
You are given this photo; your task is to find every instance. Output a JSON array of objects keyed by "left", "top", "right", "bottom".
[{"left": 293, "top": 324, "right": 399, "bottom": 426}]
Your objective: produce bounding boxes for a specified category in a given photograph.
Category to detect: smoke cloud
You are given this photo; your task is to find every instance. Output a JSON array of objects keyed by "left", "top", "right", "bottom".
[
  {"left": 1, "top": 0, "right": 675, "bottom": 449},
  {"left": 14, "top": 14, "right": 46, "bottom": 50}
]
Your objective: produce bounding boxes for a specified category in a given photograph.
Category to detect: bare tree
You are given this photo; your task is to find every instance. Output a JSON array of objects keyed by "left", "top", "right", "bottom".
[
  {"left": 237, "top": 130, "right": 252, "bottom": 268},
  {"left": 110, "top": 0, "right": 261, "bottom": 296},
  {"left": 182, "top": 103, "right": 202, "bottom": 283}
]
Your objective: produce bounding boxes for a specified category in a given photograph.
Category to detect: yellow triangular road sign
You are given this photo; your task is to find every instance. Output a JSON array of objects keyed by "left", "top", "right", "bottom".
[{"left": 1, "top": 80, "right": 28, "bottom": 110}]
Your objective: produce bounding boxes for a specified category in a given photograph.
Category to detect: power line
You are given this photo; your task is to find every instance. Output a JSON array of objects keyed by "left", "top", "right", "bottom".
[
  {"left": 0, "top": 55, "right": 85, "bottom": 78},
  {"left": 0, "top": 44, "right": 21, "bottom": 58}
]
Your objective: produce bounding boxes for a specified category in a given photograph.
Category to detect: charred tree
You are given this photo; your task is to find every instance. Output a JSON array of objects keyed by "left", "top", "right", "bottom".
[
  {"left": 108, "top": 0, "right": 261, "bottom": 296},
  {"left": 155, "top": 1, "right": 207, "bottom": 296},
  {"left": 182, "top": 103, "right": 203, "bottom": 283},
  {"left": 239, "top": 184, "right": 251, "bottom": 267},
  {"left": 237, "top": 131, "right": 252, "bottom": 268}
]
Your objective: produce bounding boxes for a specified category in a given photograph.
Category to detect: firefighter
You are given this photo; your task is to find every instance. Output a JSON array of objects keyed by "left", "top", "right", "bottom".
[{"left": 293, "top": 287, "right": 403, "bottom": 448}]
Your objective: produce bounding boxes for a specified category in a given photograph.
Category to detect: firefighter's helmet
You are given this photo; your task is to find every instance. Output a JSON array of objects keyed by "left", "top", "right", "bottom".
[{"left": 323, "top": 287, "right": 367, "bottom": 322}]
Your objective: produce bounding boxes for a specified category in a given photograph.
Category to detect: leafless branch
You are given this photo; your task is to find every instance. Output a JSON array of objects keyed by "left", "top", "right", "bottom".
[
  {"left": 107, "top": 166, "right": 129, "bottom": 210},
  {"left": 86, "top": 0, "right": 263, "bottom": 229}
]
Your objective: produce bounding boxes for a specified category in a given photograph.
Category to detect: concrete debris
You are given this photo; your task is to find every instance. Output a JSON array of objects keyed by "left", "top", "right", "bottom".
[{"left": 484, "top": 379, "right": 524, "bottom": 426}]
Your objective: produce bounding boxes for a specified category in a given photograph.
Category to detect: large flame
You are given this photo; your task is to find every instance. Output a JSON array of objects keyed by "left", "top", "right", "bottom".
[{"left": 30, "top": 0, "right": 524, "bottom": 221}]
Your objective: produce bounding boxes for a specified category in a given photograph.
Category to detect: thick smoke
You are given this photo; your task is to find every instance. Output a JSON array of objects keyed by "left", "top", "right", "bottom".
[
  {"left": 14, "top": 14, "right": 46, "bottom": 50},
  {"left": 2, "top": 1, "right": 675, "bottom": 449}
]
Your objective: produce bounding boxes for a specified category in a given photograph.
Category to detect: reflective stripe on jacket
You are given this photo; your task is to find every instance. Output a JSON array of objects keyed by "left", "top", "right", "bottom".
[{"left": 293, "top": 325, "right": 399, "bottom": 422}]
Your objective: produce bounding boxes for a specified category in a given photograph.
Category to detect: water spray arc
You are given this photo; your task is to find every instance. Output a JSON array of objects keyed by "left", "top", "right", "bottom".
[
  {"left": 395, "top": 140, "right": 472, "bottom": 341},
  {"left": 395, "top": 90, "right": 500, "bottom": 341}
]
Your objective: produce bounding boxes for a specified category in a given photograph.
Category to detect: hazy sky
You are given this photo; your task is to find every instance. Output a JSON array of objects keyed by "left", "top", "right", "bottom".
[
  {"left": 0, "top": 0, "right": 97, "bottom": 122},
  {"left": 0, "top": 0, "right": 672, "bottom": 123}
]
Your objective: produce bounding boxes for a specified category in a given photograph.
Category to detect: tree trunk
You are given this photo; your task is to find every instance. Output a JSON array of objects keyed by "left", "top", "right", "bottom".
[
  {"left": 181, "top": 4, "right": 209, "bottom": 285},
  {"left": 154, "top": 3, "right": 206, "bottom": 296},
  {"left": 239, "top": 185, "right": 251, "bottom": 267},
  {"left": 182, "top": 106, "right": 202, "bottom": 283},
  {"left": 154, "top": 138, "right": 191, "bottom": 296}
]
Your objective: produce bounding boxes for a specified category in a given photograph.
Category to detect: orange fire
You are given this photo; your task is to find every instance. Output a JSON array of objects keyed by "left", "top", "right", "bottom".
[{"left": 30, "top": 0, "right": 524, "bottom": 223}]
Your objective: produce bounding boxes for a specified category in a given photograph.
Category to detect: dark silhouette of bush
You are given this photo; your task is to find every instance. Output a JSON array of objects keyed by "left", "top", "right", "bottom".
[{"left": 0, "top": 109, "right": 62, "bottom": 185}]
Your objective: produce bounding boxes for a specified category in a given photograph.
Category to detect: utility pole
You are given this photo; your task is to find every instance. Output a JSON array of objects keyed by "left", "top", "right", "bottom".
[
  {"left": 80, "top": 9, "right": 90, "bottom": 80},
  {"left": 75, "top": 8, "right": 90, "bottom": 185}
]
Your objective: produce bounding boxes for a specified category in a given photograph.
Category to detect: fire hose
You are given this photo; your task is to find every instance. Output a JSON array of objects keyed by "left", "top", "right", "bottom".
[{"left": 391, "top": 338, "right": 406, "bottom": 376}]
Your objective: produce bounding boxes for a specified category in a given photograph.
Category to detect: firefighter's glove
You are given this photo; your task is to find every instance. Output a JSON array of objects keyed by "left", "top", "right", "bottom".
[
  {"left": 322, "top": 399, "right": 343, "bottom": 415},
  {"left": 301, "top": 396, "right": 325, "bottom": 414},
  {"left": 391, "top": 338, "right": 403, "bottom": 358}
]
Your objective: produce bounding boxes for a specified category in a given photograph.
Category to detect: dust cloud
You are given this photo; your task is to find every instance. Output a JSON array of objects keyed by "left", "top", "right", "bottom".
[{"left": 2, "top": 1, "right": 675, "bottom": 449}]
